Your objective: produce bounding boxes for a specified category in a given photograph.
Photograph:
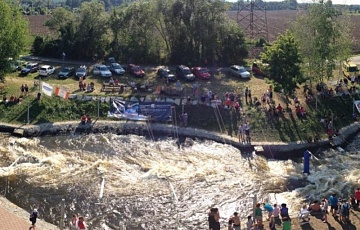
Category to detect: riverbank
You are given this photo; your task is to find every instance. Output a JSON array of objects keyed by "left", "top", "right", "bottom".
[
  {"left": 1, "top": 119, "right": 359, "bottom": 159},
  {"left": 0, "top": 196, "right": 58, "bottom": 230}
]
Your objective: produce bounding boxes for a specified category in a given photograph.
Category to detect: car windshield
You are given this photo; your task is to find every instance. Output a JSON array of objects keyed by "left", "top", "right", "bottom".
[
  {"left": 77, "top": 68, "right": 86, "bottom": 72},
  {"left": 349, "top": 67, "right": 358, "bottom": 72},
  {"left": 199, "top": 68, "right": 209, "bottom": 73},
  {"left": 25, "top": 65, "right": 32, "bottom": 69},
  {"left": 112, "top": 64, "right": 121, "bottom": 69},
  {"left": 40, "top": 68, "right": 46, "bottom": 71},
  {"left": 183, "top": 68, "right": 191, "bottom": 74},
  {"left": 62, "top": 68, "right": 70, "bottom": 73},
  {"left": 133, "top": 66, "right": 141, "bottom": 71},
  {"left": 100, "top": 66, "right": 109, "bottom": 71},
  {"left": 238, "top": 67, "right": 246, "bottom": 73}
]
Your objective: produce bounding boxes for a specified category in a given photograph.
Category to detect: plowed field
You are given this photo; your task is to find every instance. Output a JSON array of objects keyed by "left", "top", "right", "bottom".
[{"left": 25, "top": 11, "right": 360, "bottom": 53}]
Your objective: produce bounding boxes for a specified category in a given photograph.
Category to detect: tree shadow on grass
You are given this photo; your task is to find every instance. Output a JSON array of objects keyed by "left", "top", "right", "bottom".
[{"left": 13, "top": 99, "right": 45, "bottom": 124}]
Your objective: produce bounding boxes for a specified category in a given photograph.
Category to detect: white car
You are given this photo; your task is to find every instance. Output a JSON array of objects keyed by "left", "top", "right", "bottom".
[
  {"left": 228, "top": 65, "right": 251, "bottom": 79},
  {"left": 39, "top": 65, "right": 55, "bottom": 77},
  {"left": 93, "top": 64, "right": 112, "bottom": 78}
]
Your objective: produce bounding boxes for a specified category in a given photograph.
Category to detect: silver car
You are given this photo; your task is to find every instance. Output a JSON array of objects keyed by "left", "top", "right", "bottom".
[
  {"left": 228, "top": 65, "right": 251, "bottom": 79},
  {"left": 93, "top": 64, "right": 112, "bottom": 78},
  {"left": 109, "top": 63, "right": 125, "bottom": 75}
]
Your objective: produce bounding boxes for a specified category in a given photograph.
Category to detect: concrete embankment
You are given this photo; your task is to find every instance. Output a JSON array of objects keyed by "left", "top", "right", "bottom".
[{"left": 1, "top": 120, "right": 359, "bottom": 159}]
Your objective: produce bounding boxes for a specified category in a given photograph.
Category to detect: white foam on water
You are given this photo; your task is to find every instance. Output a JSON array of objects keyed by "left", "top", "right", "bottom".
[{"left": 0, "top": 133, "right": 360, "bottom": 229}]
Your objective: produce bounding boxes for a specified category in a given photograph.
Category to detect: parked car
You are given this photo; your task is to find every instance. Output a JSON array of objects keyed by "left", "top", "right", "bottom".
[
  {"left": 109, "top": 63, "right": 125, "bottom": 75},
  {"left": 108, "top": 57, "right": 116, "bottom": 64},
  {"left": 128, "top": 64, "right": 145, "bottom": 78},
  {"left": 157, "top": 67, "right": 176, "bottom": 82},
  {"left": 39, "top": 65, "right": 55, "bottom": 77},
  {"left": 176, "top": 65, "right": 195, "bottom": 81},
  {"left": 191, "top": 67, "right": 211, "bottom": 80},
  {"left": 58, "top": 66, "right": 75, "bottom": 79},
  {"left": 93, "top": 64, "right": 112, "bottom": 78},
  {"left": 21, "top": 63, "right": 39, "bottom": 75},
  {"left": 10, "top": 60, "right": 27, "bottom": 72},
  {"left": 228, "top": 65, "right": 251, "bottom": 79},
  {"left": 76, "top": 65, "right": 88, "bottom": 79}
]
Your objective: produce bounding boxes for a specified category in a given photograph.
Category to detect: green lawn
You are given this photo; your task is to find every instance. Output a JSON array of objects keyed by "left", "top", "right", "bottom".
[{"left": 0, "top": 65, "right": 358, "bottom": 142}]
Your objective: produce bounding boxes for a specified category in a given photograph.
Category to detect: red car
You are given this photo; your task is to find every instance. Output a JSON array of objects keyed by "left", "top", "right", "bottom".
[
  {"left": 191, "top": 67, "right": 211, "bottom": 80},
  {"left": 127, "top": 64, "right": 145, "bottom": 78}
]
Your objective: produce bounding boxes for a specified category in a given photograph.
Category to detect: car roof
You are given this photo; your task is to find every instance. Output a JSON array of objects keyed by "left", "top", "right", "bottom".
[{"left": 40, "top": 65, "right": 51, "bottom": 68}]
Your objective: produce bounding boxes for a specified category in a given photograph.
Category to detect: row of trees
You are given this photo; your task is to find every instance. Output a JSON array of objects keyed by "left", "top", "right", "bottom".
[
  {"left": 33, "top": 0, "right": 248, "bottom": 65},
  {"left": 262, "top": 0, "right": 352, "bottom": 93}
]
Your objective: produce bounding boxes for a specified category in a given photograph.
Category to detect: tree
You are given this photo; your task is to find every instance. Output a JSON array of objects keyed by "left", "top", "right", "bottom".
[
  {"left": 292, "top": 0, "right": 352, "bottom": 84},
  {"left": 261, "top": 30, "right": 302, "bottom": 93},
  {"left": 0, "top": 0, "right": 29, "bottom": 81}
]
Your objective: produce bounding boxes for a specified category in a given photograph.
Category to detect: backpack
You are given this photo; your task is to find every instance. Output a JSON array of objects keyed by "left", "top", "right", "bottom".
[{"left": 341, "top": 203, "right": 350, "bottom": 215}]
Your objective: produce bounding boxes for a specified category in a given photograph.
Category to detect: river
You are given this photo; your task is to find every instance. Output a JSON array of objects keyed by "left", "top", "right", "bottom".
[{"left": 0, "top": 132, "right": 359, "bottom": 229}]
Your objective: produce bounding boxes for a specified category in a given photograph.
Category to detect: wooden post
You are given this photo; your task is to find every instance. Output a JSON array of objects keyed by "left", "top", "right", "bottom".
[
  {"left": 97, "top": 99, "right": 100, "bottom": 118},
  {"left": 60, "top": 198, "right": 65, "bottom": 230},
  {"left": 27, "top": 102, "right": 30, "bottom": 124}
]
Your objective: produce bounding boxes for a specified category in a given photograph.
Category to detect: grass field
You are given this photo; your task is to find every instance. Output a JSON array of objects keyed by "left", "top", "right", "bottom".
[{"left": 0, "top": 61, "right": 358, "bottom": 142}]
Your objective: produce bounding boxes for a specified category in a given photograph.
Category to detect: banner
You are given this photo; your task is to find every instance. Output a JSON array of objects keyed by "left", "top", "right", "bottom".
[
  {"left": 108, "top": 99, "right": 172, "bottom": 121},
  {"left": 55, "top": 87, "right": 70, "bottom": 100},
  {"left": 354, "top": 100, "right": 360, "bottom": 113},
  {"left": 41, "top": 82, "right": 53, "bottom": 97}
]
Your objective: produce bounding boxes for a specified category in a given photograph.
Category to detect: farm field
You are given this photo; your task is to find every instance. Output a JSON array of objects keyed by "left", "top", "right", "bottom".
[{"left": 25, "top": 11, "right": 360, "bottom": 53}]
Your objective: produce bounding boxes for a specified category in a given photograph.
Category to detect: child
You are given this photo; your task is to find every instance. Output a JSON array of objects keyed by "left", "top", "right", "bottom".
[
  {"left": 269, "top": 215, "right": 276, "bottom": 230},
  {"left": 282, "top": 217, "right": 291, "bottom": 230},
  {"left": 255, "top": 203, "right": 263, "bottom": 227},
  {"left": 322, "top": 198, "right": 328, "bottom": 223},
  {"left": 246, "top": 215, "right": 253, "bottom": 230}
]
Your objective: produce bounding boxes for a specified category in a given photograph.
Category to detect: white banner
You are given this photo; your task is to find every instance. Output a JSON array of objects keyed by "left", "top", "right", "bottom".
[
  {"left": 354, "top": 100, "right": 360, "bottom": 113},
  {"left": 41, "top": 82, "right": 53, "bottom": 97}
]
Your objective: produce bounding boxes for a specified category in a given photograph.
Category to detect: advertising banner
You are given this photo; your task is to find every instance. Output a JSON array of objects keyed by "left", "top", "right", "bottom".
[
  {"left": 41, "top": 82, "right": 53, "bottom": 97},
  {"left": 354, "top": 100, "right": 360, "bottom": 113},
  {"left": 55, "top": 87, "right": 70, "bottom": 100},
  {"left": 108, "top": 99, "right": 172, "bottom": 121}
]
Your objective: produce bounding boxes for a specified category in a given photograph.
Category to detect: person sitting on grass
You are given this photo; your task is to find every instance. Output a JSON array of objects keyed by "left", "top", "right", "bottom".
[
  {"left": 86, "top": 115, "right": 92, "bottom": 124},
  {"left": 109, "top": 77, "right": 115, "bottom": 86},
  {"left": 81, "top": 115, "right": 87, "bottom": 125},
  {"left": 276, "top": 103, "right": 284, "bottom": 114}
]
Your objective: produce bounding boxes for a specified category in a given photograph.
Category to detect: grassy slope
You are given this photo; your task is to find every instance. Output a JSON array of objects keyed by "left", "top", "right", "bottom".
[{"left": 0, "top": 65, "right": 357, "bottom": 142}]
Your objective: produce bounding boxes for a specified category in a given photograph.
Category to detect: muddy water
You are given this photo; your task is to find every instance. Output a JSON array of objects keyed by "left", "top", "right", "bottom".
[{"left": 0, "top": 133, "right": 359, "bottom": 229}]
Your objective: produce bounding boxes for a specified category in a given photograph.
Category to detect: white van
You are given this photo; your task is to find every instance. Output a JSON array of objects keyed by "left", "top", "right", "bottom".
[{"left": 39, "top": 65, "right": 55, "bottom": 77}]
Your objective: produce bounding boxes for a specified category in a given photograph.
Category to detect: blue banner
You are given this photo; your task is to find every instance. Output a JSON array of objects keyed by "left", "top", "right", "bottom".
[{"left": 108, "top": 99, "right": 172, "bottom": 122}]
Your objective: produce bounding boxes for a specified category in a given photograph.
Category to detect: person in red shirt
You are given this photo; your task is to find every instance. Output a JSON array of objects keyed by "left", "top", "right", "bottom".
[{"left": 355, "top": 188, "right": 360, "bottom": 207}]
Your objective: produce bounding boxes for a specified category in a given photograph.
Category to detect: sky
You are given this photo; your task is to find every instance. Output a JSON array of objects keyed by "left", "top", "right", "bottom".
[{"left": 226, "top": 0, "right": 359, "bottom": 5}]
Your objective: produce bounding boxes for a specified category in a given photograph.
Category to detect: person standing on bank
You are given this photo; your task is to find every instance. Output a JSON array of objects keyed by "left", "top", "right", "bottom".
[
  {"left": 77, "top": 216, "right": 87, "bottom": 229},
  {"left": 208, "top": 208, "right": 221, "bottom": 230},
  {"left": 29, "top": 208, "right": 38, "bottom": 230},
  {"left": 229, "top": 212, "right": 241, "bottom": 230}
]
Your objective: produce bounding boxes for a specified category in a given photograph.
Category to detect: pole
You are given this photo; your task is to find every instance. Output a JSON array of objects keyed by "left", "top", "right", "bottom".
[
  {"left": 97, "top": 99, "right": 100, "bottom": 118},
  {"left": 252, "top": 194, "right": 257, "bottom": 223},
  {"left": 60, "top": 198, "right": 65, "bottom": 230},
  {"left": 27, "top": 102, "right": 30, "bottom": 124},
  {"left": 39, "top": 76, "right": 42, "bottom": 92}
]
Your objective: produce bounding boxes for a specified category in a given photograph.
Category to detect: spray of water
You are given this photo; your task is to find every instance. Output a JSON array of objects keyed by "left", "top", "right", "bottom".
[{"left": 0, "top": 133, "right": 359, "bottom": 229}]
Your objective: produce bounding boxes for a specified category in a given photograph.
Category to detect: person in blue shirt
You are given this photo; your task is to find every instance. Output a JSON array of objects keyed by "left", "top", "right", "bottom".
[
  {"left": 329, "top": 193, "right": 339, "bottom": 216},
  {"left": 263, "top": 203, "right": 274, "bottom": 220}
]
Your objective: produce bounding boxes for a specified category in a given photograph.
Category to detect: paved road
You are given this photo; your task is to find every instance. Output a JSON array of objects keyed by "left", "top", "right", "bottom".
[{"left": 0, "top": 197, "right": 58, "bottom": 230}]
